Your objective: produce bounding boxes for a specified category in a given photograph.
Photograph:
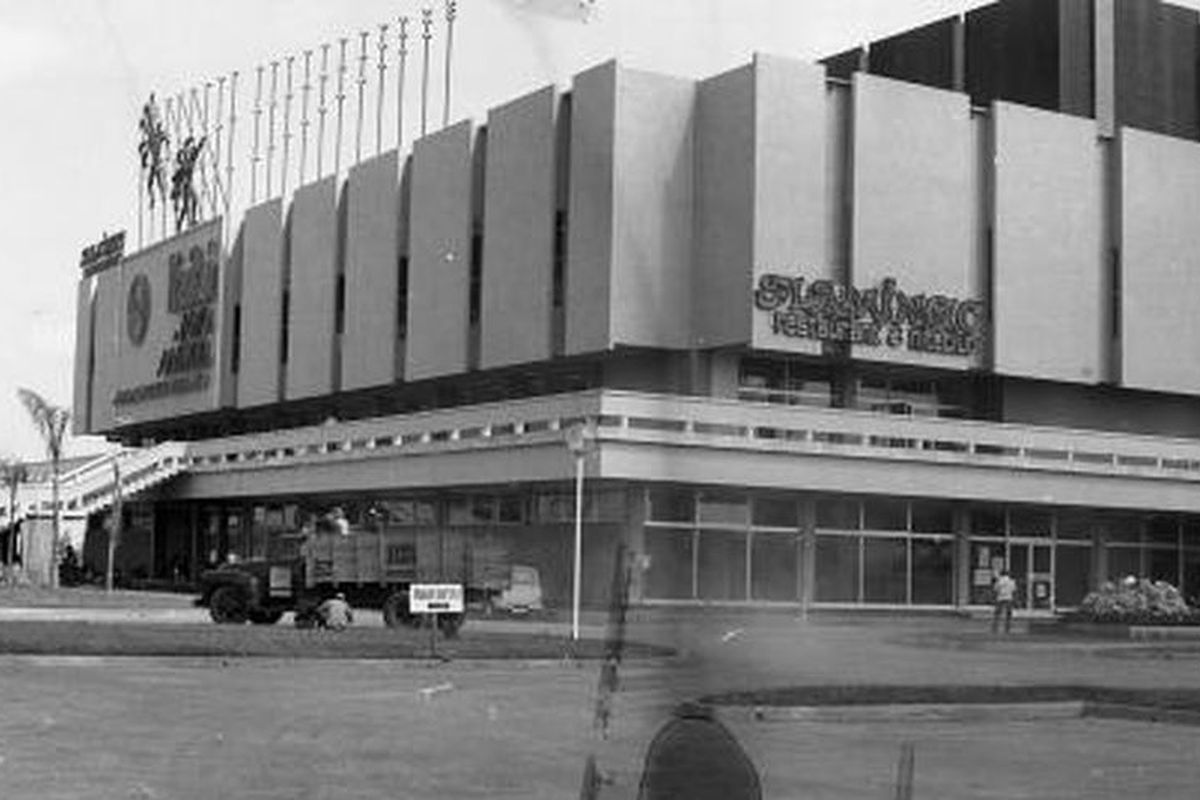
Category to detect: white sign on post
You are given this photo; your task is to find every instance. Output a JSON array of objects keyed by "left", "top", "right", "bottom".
[{"left": 410, "top": 583, "right": 464, "bottom": 614}]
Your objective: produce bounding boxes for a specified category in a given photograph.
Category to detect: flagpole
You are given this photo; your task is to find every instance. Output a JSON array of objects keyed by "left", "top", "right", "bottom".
[
  {"left": 420, "top": 8, "right": 433, "bottom": 137},
  {"left": 267, "top": 60, "right": 279, "bottom": 198},
  {"left": 376, "top": 24, "right": 389, "bottom": 155},
  {"left": 443, "top": 1, "right": 457, "bottom": 129},
  {"left": 317, "top": 44, "right": 330, "bottom": 179},
  {"left": 300, "top": 50, "right": 312, "bottom": 184},
  {"left": 335, "top": 37, "right": 348, "bottom": 177},
  {"left": 251, "top": 65, "right": 263, "bottom": 204},
  {"left": 397, "top": 18, "right": 409, "bottom": 150},
  {"left": 355, "top": 31, "right": 369, "bottom": 164},
  {"left": 282, "top": 56, "right": 294, "bottom": 197},
  {"left": 226, "top": 71, "right": 238, "bottom": 226}
]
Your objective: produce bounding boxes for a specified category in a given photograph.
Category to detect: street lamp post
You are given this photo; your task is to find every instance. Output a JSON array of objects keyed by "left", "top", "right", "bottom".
[
  {"left": 565, "top": 421, "right": 597, "bottom": 641},
  {"left": 107, "top": 453, "right": 123, "bottom": 592}
]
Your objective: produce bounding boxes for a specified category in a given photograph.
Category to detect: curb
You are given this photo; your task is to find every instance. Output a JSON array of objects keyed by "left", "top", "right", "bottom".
[
  {"left": 0, "top": 653, "right": 682, "bottom": 671},
  {"left": 718, "top": 701, "right": 1086, "bottom": 725}
]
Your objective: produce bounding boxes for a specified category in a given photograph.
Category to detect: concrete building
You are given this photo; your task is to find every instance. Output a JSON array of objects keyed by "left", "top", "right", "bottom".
[{"left": 67, "top": 0, "right": 1200, "bottom": 611}]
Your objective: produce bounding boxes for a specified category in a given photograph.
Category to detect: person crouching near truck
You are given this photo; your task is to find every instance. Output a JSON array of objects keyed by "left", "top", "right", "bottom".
[{"left": 317, "top": 592, "right": 354, "bottom": 631}]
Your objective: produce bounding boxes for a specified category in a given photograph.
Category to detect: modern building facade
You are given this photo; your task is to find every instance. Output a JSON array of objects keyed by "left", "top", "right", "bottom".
[{"left": 68, "top": 0, "right": 1200, "bottom": 611}]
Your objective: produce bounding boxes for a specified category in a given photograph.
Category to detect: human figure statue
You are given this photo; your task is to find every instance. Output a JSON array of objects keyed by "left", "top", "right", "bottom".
[
  {"left": 171, "top": 135, "right": 206, "bottom": 232},
  {"left": 138, "top": 94, "right": 169, "bottom": 210}
]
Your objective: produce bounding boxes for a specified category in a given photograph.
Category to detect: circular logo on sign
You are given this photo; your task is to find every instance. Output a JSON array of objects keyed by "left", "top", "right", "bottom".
[{"left": 126, "top": 273, "right": 151, "bottom": 347}]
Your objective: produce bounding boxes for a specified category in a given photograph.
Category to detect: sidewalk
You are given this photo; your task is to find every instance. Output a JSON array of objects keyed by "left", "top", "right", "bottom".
[{"left": 0, "top": 604, "right": 609, "bottom": 638}]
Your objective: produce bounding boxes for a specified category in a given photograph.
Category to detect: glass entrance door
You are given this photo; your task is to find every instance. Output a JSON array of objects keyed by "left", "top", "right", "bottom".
[{"left": 1009, "top": 542, "right": 1054, "bottom": 611}]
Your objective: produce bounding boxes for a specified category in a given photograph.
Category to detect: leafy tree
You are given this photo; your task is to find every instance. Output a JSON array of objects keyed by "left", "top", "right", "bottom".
[
  {"left": 0, "top": 459, "right": 28, "bottom": 568},
  {"left": 17, "top": 389, "right": 69, "bottom": 589}
]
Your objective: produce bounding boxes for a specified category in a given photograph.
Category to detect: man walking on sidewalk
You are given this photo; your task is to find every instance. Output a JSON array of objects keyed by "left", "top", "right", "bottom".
[{"left": 991, "top": 570, "right": 1017, "bottom": 634}]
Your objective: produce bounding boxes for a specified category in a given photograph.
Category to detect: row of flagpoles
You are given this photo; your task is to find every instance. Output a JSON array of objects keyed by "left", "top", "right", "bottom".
[{"left": 138, "top": 1, "right": 460, "bottom": 250}]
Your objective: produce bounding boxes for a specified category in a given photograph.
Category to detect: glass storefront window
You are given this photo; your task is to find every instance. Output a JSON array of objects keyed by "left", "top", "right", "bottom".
[
  {"left": 1107, "top": 546, "right": 1141, "bottom": 582},
  {"left": 750, "top": 533, "right": 798, "bottom": 601},
  {"left": 1184, "top": 518, "right": 1200, "bottom": 549},
  {"left": 863, "top": 499, "right": 908, "bottom": 531},
  {"left": 643, "top": 528, "right": 694, "bottom": 600},
  {"left": 1148, "top": 547, "right": 1179, "bottom": 585},
  {"left": 697, "top": 531, "right": 747, "bottom": 601},
  {"left": 1010, "top": 507, "right": 1052, "bottom": 538},
  {"left": 911, "top": 502, "right": 953, "bottom": 534},
  {"left": 497, "top": 494, "right": 524, "bottom": 524},
  {"left": 1147, "top": 515, "right": 1179, "bottom": 545},
  {"left": 863, "top": 537, "right": 907, "bottom": 603},
  {"left": 817, "top": 499, "right": 859, "bottom": 530},
  {"left": 970, "top": 506, "right": 1005, "bottom": 536},
  {"left": 815, "top": 535, "right": 859, "bottom": 602},
  {"left": 911, "top": 538, "right": 953, "bottom": 605},
  {"left": 697, "top": 491, "right": 749, "bottom": 527},
  {"left": 648, "top": 489, "right": 694, "bottom": 524},
  {"left": 969, "top": 541, "right": 1004, "bottom": 604},
  {"left": 1055, "top": 545, "right": 1091, "bottom": 607},
  {"left": 752, "top": 496, "right": 797, "bottom": 529},
  {"left": 1056, "top": 510, "right": 1096, "bottom": 540},
  {"left": 1183, "top": 550, "right": 1200, "bottom": 604},
  {"left": 447, "top": 496, "right": 495, "bottom": 525},
  {"left": 1104, "top": 514, "right": 1143, "bottom": 544}
]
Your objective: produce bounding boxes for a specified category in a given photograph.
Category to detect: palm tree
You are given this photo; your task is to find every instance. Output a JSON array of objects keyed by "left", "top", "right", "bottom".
[
  {"left": 17, "top": 389, "right": 69, "bottom": 589},
  {"left": 0, "top": 459, "right": 29, "bottom": 571}
]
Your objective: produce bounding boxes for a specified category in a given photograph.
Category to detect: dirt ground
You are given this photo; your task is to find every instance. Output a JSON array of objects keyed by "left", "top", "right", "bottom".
[{"left": 3, "top": 610, "right": 1200, "bottom": 798}]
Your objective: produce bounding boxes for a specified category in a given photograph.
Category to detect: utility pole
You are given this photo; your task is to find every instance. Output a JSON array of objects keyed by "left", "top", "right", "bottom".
[{"left": 107, "top": 454, "right": 123, "bottom": 592}]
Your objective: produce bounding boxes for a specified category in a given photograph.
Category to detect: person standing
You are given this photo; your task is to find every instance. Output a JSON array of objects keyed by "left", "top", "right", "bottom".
[{"left": 991, "top": 570, "right": 1018, "bottom": 634}]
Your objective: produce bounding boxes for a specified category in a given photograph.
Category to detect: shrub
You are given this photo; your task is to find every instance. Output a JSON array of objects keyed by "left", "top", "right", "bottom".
[{"left": 1076, "top": 577, "right": 1192, "bottom": 624}]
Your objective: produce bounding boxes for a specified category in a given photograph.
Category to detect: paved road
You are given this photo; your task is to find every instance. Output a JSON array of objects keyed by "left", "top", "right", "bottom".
[{"left": 2, "top": 608, "right": 1200, "bottom": 798}]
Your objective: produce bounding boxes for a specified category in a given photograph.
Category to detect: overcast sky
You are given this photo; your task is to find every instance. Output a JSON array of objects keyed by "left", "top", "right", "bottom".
[{"left": 0, "top": 0, "right": 1193, "bottom": 461}]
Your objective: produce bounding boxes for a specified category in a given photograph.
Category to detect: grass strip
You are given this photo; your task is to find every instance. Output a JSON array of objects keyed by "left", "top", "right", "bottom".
[
  {"left": 0, "top": 620, "right": 673, "bottom": 660},
  {"left": 700, "top": 684, "right": 1200, "bottom": 712}
]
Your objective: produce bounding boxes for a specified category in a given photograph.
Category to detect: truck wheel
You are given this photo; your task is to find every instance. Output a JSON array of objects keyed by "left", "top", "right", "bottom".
[
  {"left": 209, "top": 586, "right": 248, "bottom": 624},
  {"left": 382, "top": 592, "right": 412, "bottom": 629},
  {"left": 438, "top": 613, "right": 465, "bottom": 639},
  {"left": 249, "top": 609, "right": 284, "bottom": 625}
]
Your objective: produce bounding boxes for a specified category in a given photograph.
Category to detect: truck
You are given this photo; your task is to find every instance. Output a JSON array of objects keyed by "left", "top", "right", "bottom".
[{"left": 195, "top": 524, "right": 518, "bottom": 637}]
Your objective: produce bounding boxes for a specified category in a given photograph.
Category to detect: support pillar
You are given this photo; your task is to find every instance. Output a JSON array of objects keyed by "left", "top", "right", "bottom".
[
  {"left": 953, "top": 504, "right": 972, "bottom": 608},
  {"left": 1092, "top": 525, "right": 1109, "bottom": 590},
  {"left": 626, "top": 486, "right": 648, "bottom": 604},
  {"left": 799, "top": 497, "right": 816, "bottom": 613}
]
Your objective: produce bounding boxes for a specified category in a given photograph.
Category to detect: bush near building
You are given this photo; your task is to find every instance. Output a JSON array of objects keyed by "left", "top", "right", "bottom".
[{"left": 1074, "top": 577, "right": 1200, "bottom": 625}]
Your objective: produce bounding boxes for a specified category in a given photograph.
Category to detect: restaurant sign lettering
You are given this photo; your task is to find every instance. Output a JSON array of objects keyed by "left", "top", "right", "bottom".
[{"left": 754, "top": 273, "right": 987, "bottom": 357}]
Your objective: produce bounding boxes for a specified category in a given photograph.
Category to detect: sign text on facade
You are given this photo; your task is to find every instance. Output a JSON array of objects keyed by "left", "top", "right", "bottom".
[{"left": 754, "top": 273, "right": 987, "bottom": 357}]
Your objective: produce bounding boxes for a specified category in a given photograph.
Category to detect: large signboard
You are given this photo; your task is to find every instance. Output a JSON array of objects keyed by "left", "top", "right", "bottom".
[
  {"left": 102, "top": 219, "right": 224, "bottom": 426},
  {"left": 753, "top": 272, "right": 987, "bottom": 359}
]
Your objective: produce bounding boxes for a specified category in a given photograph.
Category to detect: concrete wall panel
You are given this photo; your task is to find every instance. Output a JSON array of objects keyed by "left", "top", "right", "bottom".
[
  {"left": 236, "top": 199, "right": 284, "bottom": 407},
  {"left": 751, "top": 55, "right": 831, "bottom": 354},
  {"left": 993, "top": 102, "right": 1104, "bottom": 383},
  {"left": 694, "top": 63, "right": 755, "bottom": 350},
  {"left": 88, "top": 269, "right": 120, "bottom": 432},
  {"left": 565, "top": 62, "right": 616, "bottom": 354},
  {"left": 219, "top": 227, "right": 242, "bottom": 409},
  {"left": 342, "top": 151, "right": 399, "bottom": 391},
  {"left": 850, "top": 73, "right": 981, "bottom": 370},
  {"left": 72, "top": 277, "right": 95, "bottom": 434},
  {"left": 407, "top": 123, "right": 473, "bottom": 380},
  {"left": 285, "top": 176, "right": 338, "bottom": 400},
  {"left": 609, "top": 67, "right": 695, "bottom": 350},
  {"left": 1122, "top": 127, "right": 1200, "bottom": 394},
  {"left": 481, "top": 85, "right": 557, "bottom": 369}
]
